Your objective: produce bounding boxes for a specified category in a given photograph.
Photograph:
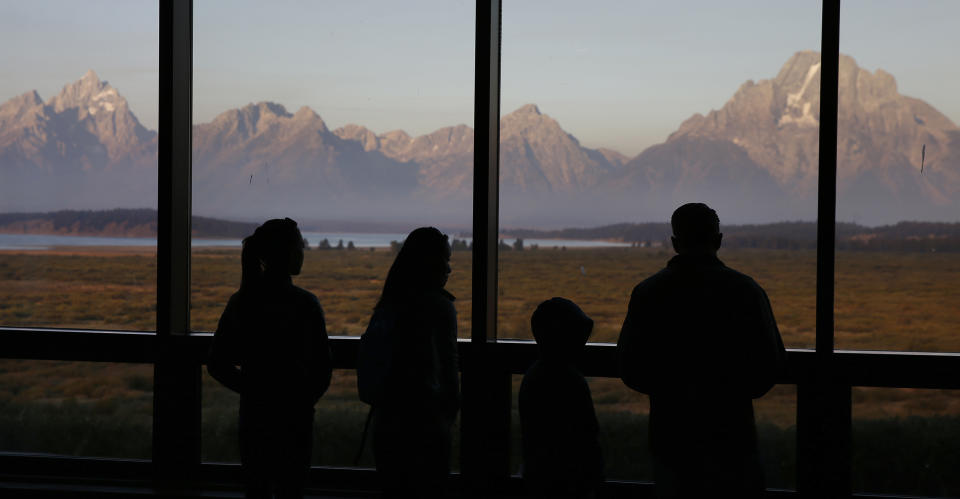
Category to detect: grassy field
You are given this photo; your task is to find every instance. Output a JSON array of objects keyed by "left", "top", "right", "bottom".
[
  {"left": 3, "top": 246, "right": 958, "bottom": 350},
  {"left": 1, "top": 246, "right": 959, "bottom": 494}
]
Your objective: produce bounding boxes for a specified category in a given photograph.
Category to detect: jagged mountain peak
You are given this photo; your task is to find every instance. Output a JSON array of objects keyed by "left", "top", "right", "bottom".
[
  {"left": 0, "top": 90, "right": 47, "bottom": 133},
  {"left": 16, "top": 90, "right": 44, "bottom": 108},
  {"left": 47, "top": 70, "right": 125, "bottom": 115},
  {"left": 293, "top": 106, "right": 321, "bottom": 121},
  {"left": 498, "top": 103, "right": 622, "bottom": 193},
  {"left": 511, "top": 103, "right": 541, "bottom": 116},
  {"left": 501, "top": 103, "right": 567, "bottom": 136},
  {"left": 334, "top": 123, "right": 374, "bottom": 136},
  {"left": 241, "top": 101, "right": 293, "bottom": 118},
  {"left": 657, "top": 50, "right": 960, "bottom": 220},
  {"left": 333, "top": 124, "right": 379, "bottom": 151},
  {"left": 774, "top": 51, "right": 821, "bottom": 84},
  {"left": 380, "top": 129, "right": 413, "bottom": 142},
  {"left": 207, "top": 101, "right": 328, "bottom": 140}
]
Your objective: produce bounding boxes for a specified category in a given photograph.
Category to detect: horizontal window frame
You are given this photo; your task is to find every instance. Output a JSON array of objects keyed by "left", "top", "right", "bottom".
[
  {"left": 0, "top": 452, "right": 938, "bottom": 499},
  {"left": 3, "top": 328, "right": 960, "bottom": 389}
]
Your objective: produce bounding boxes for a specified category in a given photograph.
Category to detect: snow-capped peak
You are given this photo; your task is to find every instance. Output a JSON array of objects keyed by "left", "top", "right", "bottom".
[{"left": 779, "top": 62, "right": 820, "bottom": 128}]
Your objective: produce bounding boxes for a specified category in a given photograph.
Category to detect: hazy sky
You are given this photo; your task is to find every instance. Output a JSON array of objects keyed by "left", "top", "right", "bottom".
[{"left": 1, "top": 0, "right": 958, "bottom": 156}]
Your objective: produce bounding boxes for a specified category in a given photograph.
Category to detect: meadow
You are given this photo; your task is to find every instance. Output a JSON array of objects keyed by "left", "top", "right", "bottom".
[{"left": 0, "top": 246, "right": 959, "bottom": 494}]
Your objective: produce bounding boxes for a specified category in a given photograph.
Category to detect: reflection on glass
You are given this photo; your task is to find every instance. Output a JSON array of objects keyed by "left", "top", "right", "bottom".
[
  {"left": 0, "top": 360, "right": 152, "bottom": 458},
  {"left": 852, "top": 388, "right": 960, "bottom": 496},
  {"left": 0, "top": 1, "right": 158, "bottom": 331},
  {"left": 498, "top": 1, "right": 820, "bottom": 348},
  {"left": 835, "top": 0, "right": 960, "bottom": 352},
  {"left": 190, "top": 1, "right": 473, "bottom": 337}
]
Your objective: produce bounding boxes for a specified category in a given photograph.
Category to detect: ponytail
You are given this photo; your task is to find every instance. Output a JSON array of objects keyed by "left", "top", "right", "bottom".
[
  {"left": 240, "top": 231, "right": 263, "bottom": 294},
  {"left": 238, "top": 218, "right": 304, "bottom": 296}
]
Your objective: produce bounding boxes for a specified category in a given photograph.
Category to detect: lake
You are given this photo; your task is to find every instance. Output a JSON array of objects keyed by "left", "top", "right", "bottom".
[{"left": 0, "top": 232, "right": 630, "bottom": 250}]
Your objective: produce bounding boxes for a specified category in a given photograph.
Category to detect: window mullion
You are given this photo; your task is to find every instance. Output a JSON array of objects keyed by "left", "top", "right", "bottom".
[
  {"left": 154, "top": 0, "right": 200, "bottom": 486},
  {"left": 462, "top": 0, "right": 511, "bottom": 493},
  {"left": 798, "top": 1, "right": 851, "bottom": 496}
]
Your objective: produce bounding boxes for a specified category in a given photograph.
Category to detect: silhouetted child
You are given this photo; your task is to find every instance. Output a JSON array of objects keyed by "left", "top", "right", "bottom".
[
  {"left": 208, "top": 218, "right": 332, "bottom": 499},
  {"left": 520, "top": 297, "right": 604, "bottom": 499},
  {"left": 363, "top": 227, "right": 459, "bottom": 499}
]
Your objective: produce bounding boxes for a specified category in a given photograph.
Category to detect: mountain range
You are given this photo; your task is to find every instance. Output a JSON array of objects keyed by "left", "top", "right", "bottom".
[{"left": 1, "top": 51, "right": 958, "bottom": 227}]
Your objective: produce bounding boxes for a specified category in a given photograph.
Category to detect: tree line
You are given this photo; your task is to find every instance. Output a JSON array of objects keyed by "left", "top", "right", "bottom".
[
  {"left": 508, "top": 221, "right": 960, "bottom": 252},
  {"left": 0, "top": 209, "right": 258, "bottom": 238}
]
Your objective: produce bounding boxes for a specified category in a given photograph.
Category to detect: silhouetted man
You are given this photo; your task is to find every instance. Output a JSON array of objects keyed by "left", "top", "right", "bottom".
[{"left": 617, "top": 203, "right": 785, "bottom": 499}]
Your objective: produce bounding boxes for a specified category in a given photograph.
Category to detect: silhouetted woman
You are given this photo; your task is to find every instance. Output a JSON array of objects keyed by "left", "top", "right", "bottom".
[
  {"left": 371, "top": 227, "right": 459, "bottom": 498},
  {"left": 208, "top": 218, "right": 332, "bottom": 499}
]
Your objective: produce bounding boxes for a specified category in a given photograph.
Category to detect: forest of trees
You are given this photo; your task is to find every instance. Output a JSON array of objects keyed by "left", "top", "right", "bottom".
[
  {"left": 508, "top": 221, "right": 960, "bottom": 252},
  {"left": 0, "top": 209, "right": 258, "bottom": 238}
]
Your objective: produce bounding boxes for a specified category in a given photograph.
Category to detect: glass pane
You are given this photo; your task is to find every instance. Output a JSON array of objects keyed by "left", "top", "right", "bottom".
[
  {"left": 836, "top": 1, "right": 960, "bottom": 352},
  {"left": 588, "top": 377, "right": 652, "bottom": 481},
  {"left": 191, "top": 0, "right": 474, "bottom": 337},
  {"left": 853, "top": 387, "right": 960, "bottom": 496},
  {"left": 0, "top": 1, "right": 158, "bottom": 330},
  {"left": 509, "top": 374, "right": 654, "bottom": 481},
  {"left": 203, "top": 369, "right": 461, "bottom": 470},
  {"left": 754, "top": 384, "right": 797, "bottom": 490},
  {"left": 498, "top": 1, "right": 821, "bottom": 349},
  {"left": 510, "top": 374, "right": 795, "bottom": 488},
  {"left": 0, "top": 360, "right": 152, "bottom": 458}
]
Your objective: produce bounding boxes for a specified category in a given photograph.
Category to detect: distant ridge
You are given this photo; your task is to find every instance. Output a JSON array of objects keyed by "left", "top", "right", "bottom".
[{"left": 0, "top": 209, "right": 257, "bottom": 239}]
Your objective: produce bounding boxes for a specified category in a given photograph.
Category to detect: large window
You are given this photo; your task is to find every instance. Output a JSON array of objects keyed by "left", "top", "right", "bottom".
[
  {"left": 0, "top": 0, "right": 159, "bottom": 331},
  {"left": 0, "top": 0, "right": 158, "bottom": 461},
  {"left": 189, "top": 0, "right": 475, "bottom": 336},
  {"left": 190, "top": 0, "right": 475, "bottom": 468},
  {"left": 835, "top": 0, "right": 960, "bottom": 353},
  {"left": 498, "top": 0, "right": 821, "bottom": 349},
  {"left": 1, "top": 3, "right": 960, "bottom": 499},
  {"left": 834, "top": 3, "right": 960, "bottom": 496},
  {"left": 498, "top": 0, "right": 819, "bottom": 485}
]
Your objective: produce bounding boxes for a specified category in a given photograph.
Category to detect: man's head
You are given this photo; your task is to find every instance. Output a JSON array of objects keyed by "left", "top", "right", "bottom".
[
  {"left": 531, "top": 297, "right": 593, "bottom": 360},
  {"left": 671, "top": 202, "right": 722, "bottom": 255}
]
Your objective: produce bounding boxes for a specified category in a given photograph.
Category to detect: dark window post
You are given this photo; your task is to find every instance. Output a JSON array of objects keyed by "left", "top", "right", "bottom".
[
  {"left": 798, "top": 1, "right": 852, "bottom": 496},
  {"left": 461, "top": 0, "right": 511, "bottom": 494},
  {"left": 155, "top": 0, "right": 200, "bottom": 488}
]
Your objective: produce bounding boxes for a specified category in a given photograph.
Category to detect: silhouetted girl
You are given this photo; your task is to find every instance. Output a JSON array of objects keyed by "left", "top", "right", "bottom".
[
  {"left": 369, "top": 227, "right": 459, "bottom": 498},
  {"left": 208, "top": 218, "right": 332, "bottom": 499}
]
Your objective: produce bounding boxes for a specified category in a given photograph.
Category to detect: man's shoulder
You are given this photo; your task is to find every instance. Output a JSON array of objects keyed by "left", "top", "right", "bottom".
[{"left": 631, "top": 266, "right": 672, "bottom": 295}]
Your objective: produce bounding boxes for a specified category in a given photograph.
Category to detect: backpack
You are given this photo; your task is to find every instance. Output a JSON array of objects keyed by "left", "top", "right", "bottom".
[{"left": 357, "top": 305, "right": 398, "bottom": 406}]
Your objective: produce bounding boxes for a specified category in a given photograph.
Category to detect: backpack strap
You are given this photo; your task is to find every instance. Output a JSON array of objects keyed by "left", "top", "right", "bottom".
[{"left": 353, "top": 405, "right": 375, "bottom": 466}]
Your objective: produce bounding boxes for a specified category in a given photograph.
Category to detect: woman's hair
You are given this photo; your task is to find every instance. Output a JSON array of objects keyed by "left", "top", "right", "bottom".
[
  {"left": 240, "top": 218, "right": 304, "bottom": 294},
  {"left": 376, "top": 227, "right": 450, "bottom": 309}
]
